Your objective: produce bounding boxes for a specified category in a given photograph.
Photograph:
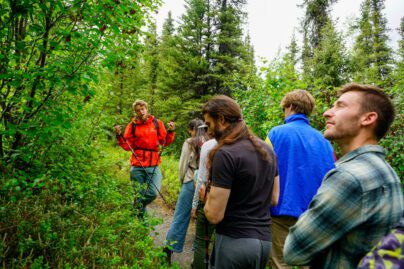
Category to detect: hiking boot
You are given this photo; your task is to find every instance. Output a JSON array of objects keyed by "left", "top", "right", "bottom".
[{"left": 163, "top": 246, "right": 173, "bottom": 266}]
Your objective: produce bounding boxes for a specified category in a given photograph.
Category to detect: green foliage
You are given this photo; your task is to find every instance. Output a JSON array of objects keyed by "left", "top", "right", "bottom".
[
  {"left": 300, "top": 0, "right": 337, "bottom": 76},
  {"left": 1, "top": 1, "right": 403, "bottom": 267},
  {"left": 160, "top": 156, "right": 181, "bottom": 208},
  {"left": 259, "top": 55, "right": 308, "bottom": 135},
  {"left": 0, "top": 128, "right": 171, "bottom": 268},
  {"left": 0, "top": 0, "right": 178, "bottom": 266},
  {"left": 351, "top": 0, "right": 393, "bottom": 86},
  {"left": 310, "top": 20, "right": 349, "bottom": 88},
  {"left": 0, "top": 0, "right": 159, "bottom": 167},
  {"left": 301, "top": 0, "right": 338, "bottom": 49}
]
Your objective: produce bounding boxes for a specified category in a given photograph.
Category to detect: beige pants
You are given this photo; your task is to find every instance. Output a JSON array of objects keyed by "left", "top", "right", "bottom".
[{"left": 271, "top": 216, "right": 309, "bottom": 269}]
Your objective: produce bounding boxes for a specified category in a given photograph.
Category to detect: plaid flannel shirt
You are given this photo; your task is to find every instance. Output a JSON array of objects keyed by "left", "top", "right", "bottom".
[{"left": 284, "top": 145, "right": 403, "bottom": 269}]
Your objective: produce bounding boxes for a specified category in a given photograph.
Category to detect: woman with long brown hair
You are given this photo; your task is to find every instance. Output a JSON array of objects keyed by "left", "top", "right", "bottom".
[{"left": 164, "top": 119, "right": 208, "bottom": 265}]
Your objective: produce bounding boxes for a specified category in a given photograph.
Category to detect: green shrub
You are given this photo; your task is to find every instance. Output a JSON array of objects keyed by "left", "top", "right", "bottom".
[
  {"left": 0, "top": 139, "right": 173, "bottom": 268},
  {"left": 160, "top": 156, "right": 181, "bottom": 208}
]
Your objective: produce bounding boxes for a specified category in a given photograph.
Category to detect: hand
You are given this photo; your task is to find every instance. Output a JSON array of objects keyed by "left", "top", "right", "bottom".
[
  {"left": 167, "top": 120, "right": 175, "bottom": 131},
  {"left": 199, "top": 184, "right": 207, "bottom": 202},
  {"left": 191, "top": 208, "right": 197, "bottom": 219},
  {"left": 114, "top": 125, "right": 122, "bottom": 135}
]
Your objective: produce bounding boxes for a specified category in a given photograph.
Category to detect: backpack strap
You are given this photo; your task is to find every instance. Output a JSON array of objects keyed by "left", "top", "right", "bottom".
[
  {"left": 132, "top": 122, "right": 136, "bottom": 137},
  {"left": 153, "top": 118, "right": 159, "bottom": 137}
]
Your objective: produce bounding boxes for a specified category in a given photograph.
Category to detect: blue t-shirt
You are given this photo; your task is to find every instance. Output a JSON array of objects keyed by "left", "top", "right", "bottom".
[{"left": 268, "top": 114, "right": 335, "bottom": 218}]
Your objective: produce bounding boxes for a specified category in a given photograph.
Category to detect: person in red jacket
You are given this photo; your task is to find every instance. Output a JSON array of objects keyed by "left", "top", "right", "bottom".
[{"left": 114, "top": 99, "right": 175, "bottom": 217}]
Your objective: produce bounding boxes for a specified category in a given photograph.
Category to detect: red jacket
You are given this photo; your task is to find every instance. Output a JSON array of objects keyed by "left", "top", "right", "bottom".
[{"left": 116, "top": 115, "right": 175, "bottom": 167}]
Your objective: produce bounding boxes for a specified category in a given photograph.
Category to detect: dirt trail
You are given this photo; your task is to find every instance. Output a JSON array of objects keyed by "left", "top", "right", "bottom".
[{"left": 148, "top": 197, "right": 195, "bottom": 269}]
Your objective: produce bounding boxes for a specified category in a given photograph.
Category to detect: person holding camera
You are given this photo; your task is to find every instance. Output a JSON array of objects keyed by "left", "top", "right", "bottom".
[
  {"left": 114, "top": 99, "right": 175, "bottom": 218},
  {"left": 163, "top": 119, "right": 209, "bottom": 265}
]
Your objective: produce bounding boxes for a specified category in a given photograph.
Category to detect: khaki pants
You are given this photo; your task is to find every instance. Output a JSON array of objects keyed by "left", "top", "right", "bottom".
[{"left": 271, "top": 216, "right": 309, "bottom": 269}]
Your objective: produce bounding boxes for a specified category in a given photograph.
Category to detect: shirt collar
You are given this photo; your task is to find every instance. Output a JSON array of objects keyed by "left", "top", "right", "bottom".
[
  {"left": 336, "top": 145, "right": 386, "bottom": 166},
  {"left": 284, "top": 113, "right": 309, "bottom": 124}
]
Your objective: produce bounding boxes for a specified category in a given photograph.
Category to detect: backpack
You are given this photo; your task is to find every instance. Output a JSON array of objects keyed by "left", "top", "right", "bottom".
[{"left": 131, "top": 118, "right": 159, "bottom": 138}]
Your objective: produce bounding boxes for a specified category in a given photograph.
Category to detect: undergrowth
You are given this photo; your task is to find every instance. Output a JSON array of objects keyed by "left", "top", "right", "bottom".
[{"left": 0, "top": 139, "right": 180, "bottom": 268}]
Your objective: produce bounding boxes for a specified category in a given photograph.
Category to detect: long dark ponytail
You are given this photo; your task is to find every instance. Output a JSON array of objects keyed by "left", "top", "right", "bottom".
[{"left": 202, "top": 95, "right": 272, "bottom": 187}]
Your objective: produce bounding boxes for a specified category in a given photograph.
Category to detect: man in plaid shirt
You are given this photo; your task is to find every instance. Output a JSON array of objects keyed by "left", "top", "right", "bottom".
[{"left": 283, "top": 83, "right": 404, "bottom": 268}]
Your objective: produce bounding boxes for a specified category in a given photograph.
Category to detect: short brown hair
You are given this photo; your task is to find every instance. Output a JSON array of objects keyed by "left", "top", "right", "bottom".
[
  {"left": 338, "top": 83, "right": 395, "bottom": 140},
  {"left": 281, "top": 89, "right": 315, "bottom": 116},
  {"left": 132, "top": 99, "right": 148, "bottom": 110}
]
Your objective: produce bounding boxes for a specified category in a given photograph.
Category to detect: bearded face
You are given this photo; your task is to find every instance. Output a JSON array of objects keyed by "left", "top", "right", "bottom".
[
  {"left": 204, "top": 113, "right": 225, "bottom": 141},
  {"left": 323, "top": 91, "right": 364, "bottom": 143}
]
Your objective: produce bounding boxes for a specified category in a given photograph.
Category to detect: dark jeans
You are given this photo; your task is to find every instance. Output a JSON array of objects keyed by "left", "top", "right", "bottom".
[
  {"left": 130, "top": 166, "right": 162, "bottom": 215},
  {"left": 193, "top": 203, "right": 216, "bottom": 269}
]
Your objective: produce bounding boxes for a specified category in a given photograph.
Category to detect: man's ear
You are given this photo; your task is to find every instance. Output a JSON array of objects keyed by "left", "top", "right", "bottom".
[
  {"left": 218, "top": 115, "right": 226, "bottom": 126},
  {"left": 361, "top": 111, "right": 378, "bottom": 127}
]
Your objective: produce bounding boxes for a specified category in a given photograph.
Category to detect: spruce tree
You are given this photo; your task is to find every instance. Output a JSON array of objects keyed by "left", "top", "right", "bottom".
[
  {"left": 311, "top": 20, "right": 348, "bottom": 88},
  {"left": 299, "top": 0, "right": 338, "bottom": 82},
  {"left": 155, "top": 12, "right": 184, "bottom": 119},
  {"left": 211, "top": 0, "right": 250, "bottom": 96},
  {"left": 142, "top": 23, "right": 160, "bottom": 114},
  {"left": 286, "top": 31, "right": 299, "bottom": 72},
  {"left": 352, "top": 0, "right": 392, "bottom": 86},
  {"left": 177, "top": 0, "right": 213, "bottom": 97},
  {"left": 393, "top": 17, "right": 404, "bottom": 89}
]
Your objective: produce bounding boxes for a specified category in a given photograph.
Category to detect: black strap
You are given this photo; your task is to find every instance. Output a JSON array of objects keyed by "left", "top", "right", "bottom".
[
  {"left": 132, "top": 122, "right": 136, "bottom": 137},
  {"left": 133, "top": 147, "right": 158, "bottom": 152},
  {"left": 153, "top": 118, "right": 159, "bottom": 137}
]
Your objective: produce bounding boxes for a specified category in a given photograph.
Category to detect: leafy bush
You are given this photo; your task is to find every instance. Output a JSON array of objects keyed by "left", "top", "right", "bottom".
[
  {"left": 160, "top": 156, "right": 181, "bottom": 208},
  {"left": 0, "top": 123, "right": 173, "bottom": 268}
]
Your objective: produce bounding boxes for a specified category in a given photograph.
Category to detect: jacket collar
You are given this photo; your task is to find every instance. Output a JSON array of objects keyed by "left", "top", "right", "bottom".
[
  {"left": 336, "top": 145, "right": 385, "bottom": 166},
  {"left": 284, "top": 113, "right": 309, "bottom": 124},
  {"left": 133, "top": 115, "right": 154, "bottom": 125}
]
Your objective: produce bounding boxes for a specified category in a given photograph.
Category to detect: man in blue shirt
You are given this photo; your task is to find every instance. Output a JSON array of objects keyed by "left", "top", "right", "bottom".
[
  {"left": 284, "top": 83, "right": 403, "bottom": 268},
  {"left": 266, "top": 89, "right": 335, "bottom": 269}
]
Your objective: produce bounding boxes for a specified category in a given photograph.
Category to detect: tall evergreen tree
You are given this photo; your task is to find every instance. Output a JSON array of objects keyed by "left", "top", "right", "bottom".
[
  {"left": 352, "top": 0, "right": 392, "bottom": 86},
  {"left": 142, "top": 23, "right": 160, "bottom": 113},
  {"left": 383, "top": 16, "right": 404, "bottom": 179},
  {"left": 393, "top": 17, "right": 404, "bottom": 90},
  {"left": 286, "top": 31, "right": 299, "bottom": 72},
  {"left": 300, "top": 0, "right": 337, "bottom": 80},
  {"left": 176, "top": 0, "right": 213, "bottom": 97},
  {"left": 301, "top": 0, "right": 338, "bottom": 48},
  {"left": 154, "top": 11, "right": 191, "bottom": 124},
  {"left": 211, "top": 0, "right": 250, "bottom": 96},
  {"left": 311, "top": 20, "right": 348, "bottom": 88},
  {"left": 156, "top": 12, "right": 181, "bottom": 103}
]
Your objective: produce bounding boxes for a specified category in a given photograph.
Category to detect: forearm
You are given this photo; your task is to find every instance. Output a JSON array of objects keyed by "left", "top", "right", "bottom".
[
  {"left": 192, "top": 179, "right": 202, "bottom": 209},
  {"left": 271, "top": 175, "right": 279, "bottom": 206},
  {"left": 163, "top": 131, "right": 175, "bottom": 146},
  {"left": 284, "top": 171, "right": 363, "bottom": 265},
  {"left": 204, "top": 186, "right": 230, "bottom": 224},
  {"left": 116, "top": 135, "right": 130, "bottom": 151}
]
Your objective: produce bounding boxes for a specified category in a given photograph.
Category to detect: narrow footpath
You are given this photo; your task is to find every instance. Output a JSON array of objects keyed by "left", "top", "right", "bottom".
[{"left": 148, "top": 197, "right": 195, "bottom": 269}]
